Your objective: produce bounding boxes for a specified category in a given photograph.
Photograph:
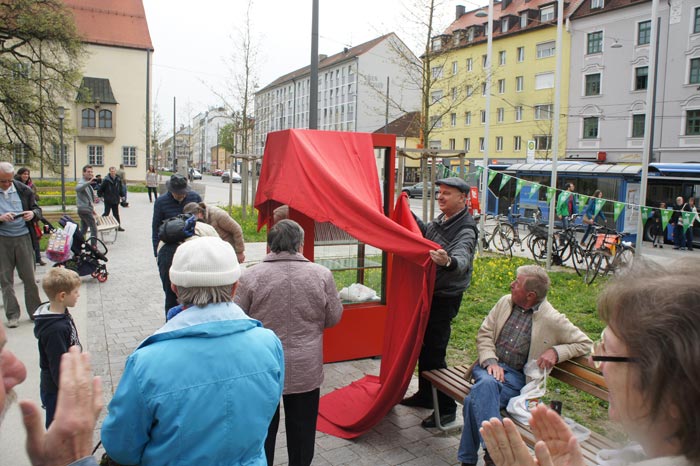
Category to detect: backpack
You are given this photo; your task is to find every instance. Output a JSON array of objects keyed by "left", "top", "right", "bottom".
[{"left": 158, "top": 214, "right": 196, "bottom": 244}]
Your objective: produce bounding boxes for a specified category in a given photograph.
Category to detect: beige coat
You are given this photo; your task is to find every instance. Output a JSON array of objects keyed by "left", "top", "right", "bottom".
[
  {"left": 477, "top": 294, "right": 592, "bottom": 380},
  {"left": 204, "top": 204, "right": 245, "bottom": 255}
]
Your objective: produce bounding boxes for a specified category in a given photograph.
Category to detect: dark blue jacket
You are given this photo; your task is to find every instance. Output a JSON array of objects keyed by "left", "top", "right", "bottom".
[{"left": 151, "top": 191, "right": 202, "bottom": 255}]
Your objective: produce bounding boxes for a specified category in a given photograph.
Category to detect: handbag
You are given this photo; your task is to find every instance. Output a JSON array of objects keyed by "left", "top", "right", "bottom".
[
  {"left": 582, "top": 214, "right": 594, "bottom": 225},
  {"left": 45, "top": 222, "right": 77, "bottom": 263},
  {"left": 506, "top": 360, "right": 548, "bottom": 425},
  {"left": 33, "top": 222, "right": 43, "bottom": 240}
]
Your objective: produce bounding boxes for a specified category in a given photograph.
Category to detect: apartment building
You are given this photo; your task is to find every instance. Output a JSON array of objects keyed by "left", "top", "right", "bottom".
[
  {"left": 567, "top": 0, "right": 700, "bottom": 163},
  {"left": 428, "top": 2, "right": 572, "bottom": 168},
  {"left": 254, "top": 33, "right": 421, "bottom": 154}
]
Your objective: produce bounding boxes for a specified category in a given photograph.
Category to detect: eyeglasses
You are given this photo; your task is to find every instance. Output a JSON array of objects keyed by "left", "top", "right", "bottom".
[{"left": 590, "top": 329, "right": 637, "bottom": 369}]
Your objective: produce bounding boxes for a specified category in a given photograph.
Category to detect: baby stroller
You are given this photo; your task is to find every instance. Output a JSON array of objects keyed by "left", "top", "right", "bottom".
[{"left": 45, "top": 215, "right": 109, "bottom": 282}]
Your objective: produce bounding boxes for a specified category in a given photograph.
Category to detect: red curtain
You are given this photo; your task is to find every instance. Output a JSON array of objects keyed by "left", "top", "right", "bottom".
[{"left": 256, "top": 129, "right": 437, "bottom": 438}]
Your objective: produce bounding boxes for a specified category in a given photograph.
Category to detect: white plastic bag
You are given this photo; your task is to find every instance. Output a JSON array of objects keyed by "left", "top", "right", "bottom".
[
  {"left": 506, "top": 360, "right": 548, "bottom": 425},
  {"left": 339, "top": 283, "right": 380, "bottom": 302}
]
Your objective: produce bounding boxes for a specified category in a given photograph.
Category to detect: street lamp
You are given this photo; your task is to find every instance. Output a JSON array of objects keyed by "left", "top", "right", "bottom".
[{"left": 57, "top": 106, "right": 66, "bottom": 212}]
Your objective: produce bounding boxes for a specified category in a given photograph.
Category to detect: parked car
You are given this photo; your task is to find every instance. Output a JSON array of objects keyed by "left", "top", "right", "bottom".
[
  {"left": 188, "top": 168, "right": 202, "bottom": 180},
  {"left": 221, "top": 170, "right": 242, "bottom": 183},
  {"left": 212, "top": 169, "right": 224, "bottom": 177},
  {"left": 402, "top": 182, "right": 439, "bottom": 198}
]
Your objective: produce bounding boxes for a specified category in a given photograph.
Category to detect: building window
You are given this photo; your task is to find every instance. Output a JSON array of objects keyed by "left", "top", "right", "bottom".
[
  {"left": 535, "top": 72, "right": 554, "bottom": 89},
  {"left": 695, "top": 7, "right": 700, "bottom": 34},
  {"left": 429, "top": 140, "right": 442, "bottom": 150},
  {"left": 52, "top": 144, "right": 68, "bottom": 165},
  {"left": 515, "top": 106, "right": 523, "bottom": 121},
  {"left": 536, "top": 41, "right": 556, "bottom": 59},
  {"left": 516, "top": 76, "right": 524, "bottom": 91},
  {"left": 499, "top": 50, "right": 506, "bottom": 65},
  {"left": 632, "top": 114, "right": 645, "bottom": 138},
  {"left": 122, "top": 146, "right": 137, "bottom": 167},
  {"left": 431, "top": 90, "right": 443, "bottom": 103},
  {"left": 687, "top": 110, "right": 700, "bottom": 135},
  {"left": 690, "top": 58, "right": 700, "bottom": 84},
  {"left": 431, "top": 38, "right": 442, "bottom": 52},
  {"left": 451, "top": 113, "right": 457, "bottom": 126},
  {"left": 496, "top": 136, "right": 504, "bottom": 151},
  {"left": 497, "top": 107, "right": 505, "bottom": 122},
  {"left": 482, "top": 54, "right": 488, "bottom": 67},
  {"left": 638, "top": 21, "right": 651, "bottom": 45},
  {"left": 501, "top": 18, "right": 509, "bottom": 33},
  {"left": 98, "top": 110, "right": 112, "bottom": 128},
  {"left": 521, "top": 12, "right": 528, "bottom": 28},
  {"left": 88, "top": 145, "right": 104, "bottom": 166},
  {"left": 591, "top": 0, "right": 604, "bottom": 9},
  {"left": 466, "top": 85, "right": 474, "bottom": 97},
  {"left": 498, "top": 79, "right": 506, "bottom": 93},
  {"left": 452, "top": 61, "right": 458, "bottom": 75},
  {"left": 13, "top": 144, "right": 28, "bottom": 165},
  {"left": 635, "top": 66, "right": 649, "bottom": 89},
  {"left": 482, "top": 82, "right": 487, "bottom": 96},
  {"left": 466, "top": 57, "right": 473, "bottom": 71},
  {"left": 451, "top": 87, "right": 458, "bottom": 101},
  {"left": 82, "top": 108, "right": 95, "bottom": 128},
  {"left": 514, "top": 136, "right": 522, "bottom": 151},
  {"left": 540, "top": 5, "right": 554, "bottom": 21},
  {"left": 583, "top": 117, "right": 599, "bottom": 138},
  {"left": 534, "top": 135, "right": 552, "bottom": 150},
  {"left": 464, "top": 138, "right": 471, "bottom": 152},
  {"left": 587, "top": 31, "right": 603, "bottom": 54},
  {"left": 517, "top": 46, "right": 525, "bottom": 62},
  {"left": 479, "top": 137, "right": 485, "bottom": 152},
  {"left": 465, "top": 111, "right": 472, "bottom": 125},
  {"left": 481, "top": 110, "right": 487, "bottom": 124},
  {"left": 430, "top": 115, "right": 442, "bottom": 128},
  {"left": 431, "top": 66, "right": 443, "bottom": 78},
  {"left": 535, "top": 104, "right": 553, "bottom": 120},
  {"left": 449, "top": 138, "right": 456, "bottom": 150},
  {"left": 585, "top": 73, "right": 601, "bottom": 96}
]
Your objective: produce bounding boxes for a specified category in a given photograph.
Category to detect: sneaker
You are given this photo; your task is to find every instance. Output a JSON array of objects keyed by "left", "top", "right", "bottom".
[
  {"left": 660, "top": 245, "right": 663, "bottom": 248},
  {"left": 653, "top": 244, "right": 658, "bottom": 248},
  {"left": 7, "top": 318, "right": 19, "bottom": 328}
]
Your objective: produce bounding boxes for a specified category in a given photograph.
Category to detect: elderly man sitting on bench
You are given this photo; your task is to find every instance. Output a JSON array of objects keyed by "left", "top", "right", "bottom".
[{"left": 457, "top": 265, "right": 591, "bottom": 466}]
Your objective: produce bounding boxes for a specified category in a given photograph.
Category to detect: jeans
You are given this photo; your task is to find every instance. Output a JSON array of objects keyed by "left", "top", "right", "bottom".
[
  {"left": 41, "top": 390, "right": 57, "bottom": 429},
  {"left": 673, "top": 224, "right": 686, "bottom": 249},
  {"left": 266, "top": 388, "right": 320, "bottom": 466},
  {"left": 457, "top": 363, "right": 526, "bottom": 464},
  {"left": 416, "top": 294, "right": 463, "bottom": 415},
  {"left": 147, "top": 187, "right": 158, "bottom": 202},
  {"left": 686, "top": 226, "right": 694, "bottom": 250}
]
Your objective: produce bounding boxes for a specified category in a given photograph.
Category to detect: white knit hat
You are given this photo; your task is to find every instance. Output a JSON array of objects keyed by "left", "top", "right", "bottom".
[{"left": 170, "top": 236, "right": 241, "bottom": 287}]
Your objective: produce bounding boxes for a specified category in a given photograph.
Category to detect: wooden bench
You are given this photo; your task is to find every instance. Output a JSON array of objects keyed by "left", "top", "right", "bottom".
[
  {"left": 96, "top": 214, "right": 120, "bottom": 243},
  {"left": 422, "top": 357, "right": 618, "bottom": 466}
]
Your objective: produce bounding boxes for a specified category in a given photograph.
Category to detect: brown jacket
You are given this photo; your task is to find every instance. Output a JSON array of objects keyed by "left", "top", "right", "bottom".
[{"left": 203, "top": 204, "right": 245, "bottom": 255}]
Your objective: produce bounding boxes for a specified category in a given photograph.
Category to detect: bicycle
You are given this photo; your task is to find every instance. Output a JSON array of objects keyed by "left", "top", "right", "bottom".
[{"left": 584, "top": 226, "right": 635, "bottom": 285}]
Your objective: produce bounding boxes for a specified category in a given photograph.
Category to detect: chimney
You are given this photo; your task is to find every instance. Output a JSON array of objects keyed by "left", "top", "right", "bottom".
[{"left": 456, "top": 5, "right": 466, "bottom": 19}]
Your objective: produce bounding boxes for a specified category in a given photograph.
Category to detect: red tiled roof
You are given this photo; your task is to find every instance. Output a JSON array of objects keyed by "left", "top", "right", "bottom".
[
  {"left": 63, "top": 0, "right": 153, "bottom": 51},
  {"left": 258, "top": 33, "right": 395, "bottom": 92},
  {"left": 443, "top": 0, "right": 581, "bottom": 38},
  {"left": 373, "top": 111, "right": 421, "bottom": 137}
]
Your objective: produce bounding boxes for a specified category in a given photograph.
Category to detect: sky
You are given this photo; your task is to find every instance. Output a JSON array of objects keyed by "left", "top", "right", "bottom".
[{"left": 141, "top": 0, "right": 483, "bottom": 134}]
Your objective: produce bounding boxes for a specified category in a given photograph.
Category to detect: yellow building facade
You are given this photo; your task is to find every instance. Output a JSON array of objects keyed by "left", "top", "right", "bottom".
[{"left": 429, "top": 3, "right": 572, "bottom": 168}]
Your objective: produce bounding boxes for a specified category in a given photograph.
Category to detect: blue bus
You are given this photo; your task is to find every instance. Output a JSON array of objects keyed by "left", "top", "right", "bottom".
[{"left": 485, "top": 162, "right": 700, "bottom": 244}]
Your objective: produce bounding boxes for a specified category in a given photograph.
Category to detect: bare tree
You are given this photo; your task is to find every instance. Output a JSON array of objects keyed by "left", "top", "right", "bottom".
[{"left": 0, "top": 0, "right": 85, "bottom": 167}]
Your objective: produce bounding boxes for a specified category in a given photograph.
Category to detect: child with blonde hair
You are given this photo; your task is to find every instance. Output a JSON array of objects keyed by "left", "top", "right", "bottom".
[{"left": 34, "top": 267, "right": 83, "bottom": 428}]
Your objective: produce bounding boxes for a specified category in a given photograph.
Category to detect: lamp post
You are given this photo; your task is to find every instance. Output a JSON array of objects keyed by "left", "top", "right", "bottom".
[{"left": 58, "top": 106, "right": 66, "bottom": 212}]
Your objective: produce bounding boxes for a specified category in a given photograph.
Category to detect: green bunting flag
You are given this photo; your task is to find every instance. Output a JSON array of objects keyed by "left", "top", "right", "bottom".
[
  {"left": 488, "top": 169, "right": 498, "bottom": 185},
  {"left": 661, "top": 209, "right": 673, "bottom": 231},
  {"left": 640, "top": 206, "right": 652, "bottom": 224},
  {"left": 614, "top": 202, "right": 625, "bottom": 221},
  {"left": 515, "top": 178, "right": 524, "bottom": 198},
  {"left": 499, "top": 174, "right": 512, "bottom": 192},
  {"left": 578, "top": 194, "right": 589, "bottom": 212},
  {"left": 476, "top": 166, "right": 484, "bottom": 177},
  {"left": 682, "top": 211, "right": 694, "bottom": 232},
  {"left": 594, "top": 198, "right": 605, "bottom": 217},
  {"left": 546, "top": 187, "right": 556, "bottom": 204},
  {"left": 528, "top": 183, "right": 541, "bottom": 199}
]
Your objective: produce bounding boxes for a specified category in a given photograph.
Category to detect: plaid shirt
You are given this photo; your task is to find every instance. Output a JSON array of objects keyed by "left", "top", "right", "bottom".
[{"left": 493, "top": 303, "right": 540, "bottom": 371}]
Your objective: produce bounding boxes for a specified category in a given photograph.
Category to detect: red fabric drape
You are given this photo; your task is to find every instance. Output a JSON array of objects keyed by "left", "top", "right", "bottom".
[{"left": 255, "top": 129, "right": 437, "bottom": 438}]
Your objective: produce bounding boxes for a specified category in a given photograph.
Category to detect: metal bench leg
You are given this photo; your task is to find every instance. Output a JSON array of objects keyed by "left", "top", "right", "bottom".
[{"left": 430, "top": 384, "right": 459, "bottom": 432}]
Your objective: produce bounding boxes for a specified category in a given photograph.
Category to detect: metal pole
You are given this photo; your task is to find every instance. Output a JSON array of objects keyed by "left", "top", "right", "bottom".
[
  {"left": 479, "top": 0, "right": 494, "bottom": 254},
  {"left": 73, "top": 137, "right": 77, "bottom": 181},
  {"left": 636, "top": 0, "right": 660, "bottom": 254},
  {"left": 228, "top": 156, "right": 234, "bottom": 212},
  {"left": 58, "top": 107, "right": 66, "bottom": 212},
  {"left": 173, "top": 97, "right": 177, "bottom": 171},
  {"left": 309, "top": 0, "right": 319, "bottom": 129},
  {"left": 545, "top": 0, "right": 564, "bottom": 269}
]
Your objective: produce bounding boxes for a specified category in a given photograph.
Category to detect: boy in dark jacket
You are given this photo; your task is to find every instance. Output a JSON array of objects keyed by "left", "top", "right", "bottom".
[{"left": 34, "top": 268, "right": 82, "bottom": 428}]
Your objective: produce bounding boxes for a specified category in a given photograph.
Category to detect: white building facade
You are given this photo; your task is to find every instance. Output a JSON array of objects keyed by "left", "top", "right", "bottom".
[{"left": 254, "top": 33, "right": 421, "bottom": 154}]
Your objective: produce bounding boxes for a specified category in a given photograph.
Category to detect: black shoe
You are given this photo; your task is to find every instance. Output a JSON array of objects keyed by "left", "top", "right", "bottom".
[
  {"left": 462, "top": 463, "right": 476, "bottom": 466},
  {"left": 421, "top": 411, "right": 456, "bottom": 428},
  {"left": 399, "top": 393, "right": 432, "bottom": 408},
  {"left": 483, "top": 450, "right": 496, "bottom": 466},
  {"left": 117, "top": 227, "right": 125, "bottom": 232}
]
